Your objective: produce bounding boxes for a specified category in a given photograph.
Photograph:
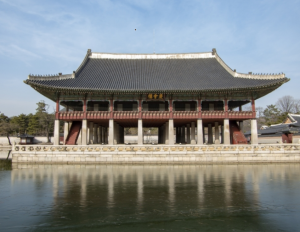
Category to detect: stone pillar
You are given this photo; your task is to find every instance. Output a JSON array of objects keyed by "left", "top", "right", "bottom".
[
  {"left": 108, "top": 119, "right": 114, "bottom": 145},
  {"left": 138, "top": 119, "right": 143, "bottom": 145},
  {"left": 197, "top": 119, "right": 203, "bottom": 145},
  {"left": 163, "top": 123, "right": 169, "bottom": 144},
  {"left": 221, "top": 125, "right": 224, "bottom": 144},
  {"left": 214, "top": 122, "right": 220, "bottom": 144},
  {"left": 77, "top": 130, "right": 82, "bottom": 145},
  {"left": 89, "top": 122, "right": 94, "bottom": 144},
  {"left": 98, "top": 126, "right": 103, "bottom": 144},
  {"left": 101, "top": 126, "right": 106, "bottom": 144},
  {"left": 120, "top": 125, "right": 124, "bottom": 144},
  {"left": 159, "top": 125, "right": 162, "bottom": 144},
  {"left": 96, "top": 126, "right": 100, "bottom": 144},
  {"left": 63, "top": 122, "right": 69, "bottom": 145},
  {"left": 161, "top": 126, "right": 164, "bottom": 144},
  {"left": 54, "top": 98, "right": 60, "bottom": 146},
  {"left": 224, "top": 119, "right": 230, "bottom": 144},
  {"left": 169, "top": 119, "right": 174, "bottom": 145},
  {"left": 105, "top": 127, "right": 108, "bottom": 144},
  {"left": 208, "top": 124, "right": 213, "bottom": 144},
  {"left": 161, "top": 124, "right": 165, "bottom": 144},
  {"left": 191, "top": 122, "right": 196, "bottom": 144},
  {"left": 165, "top": 121, "right": 169, "bottom": 144},
  {"left": 114, "top": 122, "right": 119, "bottom": 144},
  {"left": 186, "top": 124, "right": 191, "bottom": 144},
  {"left": 93, "top": 124, "right": 98, "bottom": 144},
  {"left": 82, "top": 119, "right": 87, "bottom": 145},
  {"left": 53, "top": 119, "right": 60, "bottom": 145},
  {"left": 181, "top": 126, "right": 185, "bottom": 143},
  {"left": 251, "top": 119, "right": 258, "bottom": 144}
]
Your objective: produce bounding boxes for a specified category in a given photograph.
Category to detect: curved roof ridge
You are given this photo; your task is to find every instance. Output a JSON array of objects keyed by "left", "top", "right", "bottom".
[
  {"left": 288, "top": 113, "right": 300, "bottom": 123},
  {"left": 214, "top": 50, "right": 285, "bottom": 80},
  {"left": 27, "top": 73, "right": 74, "bottom": 81},
  {"left": 75, "top": 49, "right": 92, "bottom": 75},
  {"left": 89, "top": 51, "right": 214, "bottom": 59}
]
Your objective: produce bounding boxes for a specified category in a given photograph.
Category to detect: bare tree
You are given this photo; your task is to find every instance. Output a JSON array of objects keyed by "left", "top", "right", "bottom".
[
  {"left": 293, "top": 99, "right": 300, "bottom": 113},
  {"left": 276, "top": 95, "right": 295, "bottom": 113},
  {"left": 0, "top": 113, "right": 17, "bottom": 145}
]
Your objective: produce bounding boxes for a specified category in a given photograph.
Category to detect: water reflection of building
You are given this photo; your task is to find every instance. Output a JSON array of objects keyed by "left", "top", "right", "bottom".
[
  {"left": 11, "top": 164, "right": 298, "bottom": 210},
  {"left": 24, "top": 49, "right": 288, "bottom": 146},
  {"left": 8, "top": 164, "right": 300, "bottom": 231}
]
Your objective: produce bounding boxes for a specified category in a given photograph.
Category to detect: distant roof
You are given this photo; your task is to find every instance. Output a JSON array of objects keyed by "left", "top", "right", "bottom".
[
  {"left": 245, "top": 113, "right": 300, "bottom": 136},
  {"left": 17, "top": 134, "right": 34, "bottom": 138},
  {"left": 24, "top": 48, "right": 289, "bottom": 94}
]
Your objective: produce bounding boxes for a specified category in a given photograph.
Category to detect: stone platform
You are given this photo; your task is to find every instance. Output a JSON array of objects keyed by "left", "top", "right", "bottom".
[{"left": 11, "top": 144, "right": 300, "bottom": 163}]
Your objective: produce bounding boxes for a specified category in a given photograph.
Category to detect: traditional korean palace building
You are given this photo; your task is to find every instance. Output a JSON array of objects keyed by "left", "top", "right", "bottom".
[{"left": 24, "top": 49, "right": 289, "bottom": 146}]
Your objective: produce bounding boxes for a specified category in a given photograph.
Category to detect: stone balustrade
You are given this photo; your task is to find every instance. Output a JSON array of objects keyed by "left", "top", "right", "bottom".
[{"left": 12, "top": 144, "right": 300, "bottom": 164}]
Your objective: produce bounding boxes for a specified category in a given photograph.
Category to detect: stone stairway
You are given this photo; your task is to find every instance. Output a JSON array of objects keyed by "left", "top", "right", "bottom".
[
  {"left": 230, "top": 121, "right": 248, "bottom": 144},
  {"left": 65, "top": 121, "right": 82, "bottom": 145}
]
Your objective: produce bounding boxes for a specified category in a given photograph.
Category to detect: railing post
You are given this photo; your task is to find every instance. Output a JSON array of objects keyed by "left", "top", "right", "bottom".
[
  {"left": 169, "top": 99, "right": 173, "bottom": 119},
  {"left": 138, "top": 99, "right": 142, "bottom": 119},
  {"left": 224, "top": 99, "right": 228, "bottom": 118},
  {"left": 55, "top": 98, "right": 60, "bottom": 119},
  {"left": 83, "top": 99, "right": 87, "bottom": 119},
  {"left": 110, "top": 99, "right": 113, "bottom": 119},
  {"left": 251, "top": 99, "right": 256, "bottom": 118},
  {"left": 198, "top": 99, "right": 202, "bottom": 118}
]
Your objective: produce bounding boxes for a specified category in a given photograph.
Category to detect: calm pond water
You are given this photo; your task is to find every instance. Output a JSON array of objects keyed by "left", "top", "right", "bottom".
[{"left": 0, "top": 162, "right": 300, "bottom": 231}]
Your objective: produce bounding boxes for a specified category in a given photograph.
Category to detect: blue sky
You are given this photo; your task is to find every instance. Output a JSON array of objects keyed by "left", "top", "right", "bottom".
[{"left": 0, "top": 0, "right": 300, "bottom": 116}]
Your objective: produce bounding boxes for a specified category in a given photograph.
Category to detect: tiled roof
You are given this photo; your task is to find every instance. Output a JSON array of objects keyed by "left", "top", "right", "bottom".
[
  {"left": 25, "top": 50, "right": 289, "bottom": 93},
  {"left": 245, "top": 113, "right": 300, "bottom": 136}
]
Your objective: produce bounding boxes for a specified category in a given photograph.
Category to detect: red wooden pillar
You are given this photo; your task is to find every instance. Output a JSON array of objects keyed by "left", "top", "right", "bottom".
[
  {"left": 83, "top": 99, "right": 87, "bottom": 119},
  {"left": 251, "top": 99, "right": 256, "bottom": 118},
  {"left": 110, "top": 99, "right": 114, "bottom": 119},
  {"left": 224, "top": 99, "right": 228, "bottom": 118},
  {"left": 169, "top": 99, "right": 173, "bottom": 118},
  {"left": 198, "top": 99, "right": 202, "bottom": 118},
  {"left": 138, "top": 100, "right": 142, "bottom": 118},
  {"left": 55, "top": 98, "right": 60, "bottom": 119}
]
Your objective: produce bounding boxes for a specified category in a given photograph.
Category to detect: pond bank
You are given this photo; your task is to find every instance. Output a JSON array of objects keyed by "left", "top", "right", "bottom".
[{"left": 11, "top": 144, "right": 300, "bottom": 164}]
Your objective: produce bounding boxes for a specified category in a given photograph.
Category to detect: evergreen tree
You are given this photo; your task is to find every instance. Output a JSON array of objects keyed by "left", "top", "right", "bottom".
[
  {"left": 263, "top": 105, "right": 283, "bottom": 126},
  {"left": 27, "top": 114, "right": 40, "bottom": 135},
  {"left": 36, "top": 101, "right": 54, "bottom": 142},
  {"left": 10, "top": 114, "right": 29, "bottom": 135}
]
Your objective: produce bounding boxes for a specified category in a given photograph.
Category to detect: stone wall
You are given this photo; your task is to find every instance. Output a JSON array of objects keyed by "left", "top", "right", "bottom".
[
  {"left": 0, "top": 136, "right": 53, "bottom": 146},
  {"left": 12, "top": 144, "right": 300, "bottom": 164}
]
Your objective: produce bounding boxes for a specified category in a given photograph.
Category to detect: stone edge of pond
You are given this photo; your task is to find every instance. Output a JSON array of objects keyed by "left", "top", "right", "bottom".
[{"left": 10, "top": 144, "right": 300, "bottom": 164}]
